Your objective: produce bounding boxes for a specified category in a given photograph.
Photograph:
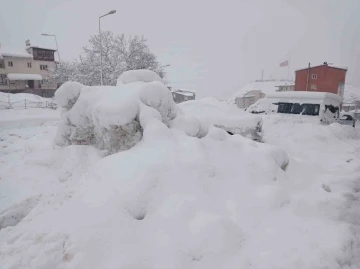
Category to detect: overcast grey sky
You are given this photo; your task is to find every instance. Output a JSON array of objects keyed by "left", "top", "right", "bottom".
[{"left": 1, "top": 0, "right": 359, "bottom": 98}]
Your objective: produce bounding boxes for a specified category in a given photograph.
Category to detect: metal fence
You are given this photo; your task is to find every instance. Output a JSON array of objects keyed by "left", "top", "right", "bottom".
[{"left": 0, "top": 99, "right": 57, "bottom": 110}]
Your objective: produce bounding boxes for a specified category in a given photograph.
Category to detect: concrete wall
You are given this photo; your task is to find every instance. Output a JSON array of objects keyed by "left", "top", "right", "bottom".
[{"left": 295, "top": 65, "right": 346, "bottom": 94}]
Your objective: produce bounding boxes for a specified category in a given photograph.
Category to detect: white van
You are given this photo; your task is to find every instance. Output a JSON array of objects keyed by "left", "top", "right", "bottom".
[{"left": 247, "top": 91, "right": 342, "bottom": 124}]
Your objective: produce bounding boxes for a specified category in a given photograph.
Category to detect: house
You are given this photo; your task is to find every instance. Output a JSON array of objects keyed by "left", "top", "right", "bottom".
[
  {"left": 276, "top": 83, "right": 295, "bottom": 92},
  {"left": 295, "top": 62, "right": 347, "bottom": 97},
  {"left": 171, "top": 89, "right": 196, "bottom": 104},
  {"left": 0, "top": 46, "right": 57, "bottom": 97},
  {"left": 231, "top": 80, "right": 293, "bottom": 109},
  {"left": 341, "top": 84, "right": 360, "bottom": 112},
  {"left": 235, "top": 90, "right": 265, "bottom": 109}
]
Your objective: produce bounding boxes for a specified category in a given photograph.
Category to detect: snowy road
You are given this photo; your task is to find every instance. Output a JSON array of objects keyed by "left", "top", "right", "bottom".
[{"left": 0, "top": 109, "right": 360, "bottom": 269}]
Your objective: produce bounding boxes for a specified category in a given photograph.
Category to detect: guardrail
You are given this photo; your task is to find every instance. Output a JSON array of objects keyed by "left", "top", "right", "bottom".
[{"left": 0, "top": 99, "right": 57, "bottom": 110}]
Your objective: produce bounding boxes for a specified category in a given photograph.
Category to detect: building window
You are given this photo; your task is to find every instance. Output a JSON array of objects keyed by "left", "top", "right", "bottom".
[
  {"left": 40, "top": 64, "right": 48, "bottom": 70},
  {"left": 41, "top": 79, "right": 49, "bottom": 84},
  {"left": 0, "top": 74, "right": 7, "bottom": 85},
  {"left": 311, "top": 74, "right": 317, "bottom": 79},
  {"left": 8, "top": 61, "right": 13, "bottom": 67},
  {"left": 310, "top": 84, "right": 317, "bottom": 91},
  {"left": 27, "top": 62, "right": 32, "bottom": 68}
]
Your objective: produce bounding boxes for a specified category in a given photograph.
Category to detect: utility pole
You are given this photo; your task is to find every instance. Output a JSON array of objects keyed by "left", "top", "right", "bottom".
[
  {"left": 261, "top": 69, "right": 264, "bottom": 81},
  {"left": 287, "top": 51, "right": 290, "bottom": 81},
  {"left": 305, "top": 62, "right": 310, "bottom": 91}
]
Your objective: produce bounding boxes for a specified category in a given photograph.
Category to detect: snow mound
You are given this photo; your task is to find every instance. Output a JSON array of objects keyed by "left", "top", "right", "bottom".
[
  {"left": 0, "top": 92, "right": 48, "bottom": 103},
  {"left": 0, "top": 110, "right": 291, "bottom": 268},
  {"left": 54, "top": 81, "right": 83, "bottom": 111},
  {"left": 55, "top": 77, "right": 177, "bottom": 154},
  {"left": 246, "top": 98, "right": 277, "bottom": 114},
  {"left": 117, "top": 69, "right": 163, "bottom": 85},
  {"left": 179, "top": 98, "right": 263, "bottom": 140},
  {"left": 0, "top": 92, "right": 56, "bottom": 109}
]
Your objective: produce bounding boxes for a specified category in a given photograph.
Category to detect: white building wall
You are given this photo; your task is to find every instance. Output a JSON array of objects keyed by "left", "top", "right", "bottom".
[{"left": 0, "top": 56, "right": 57, "bottom": 91}]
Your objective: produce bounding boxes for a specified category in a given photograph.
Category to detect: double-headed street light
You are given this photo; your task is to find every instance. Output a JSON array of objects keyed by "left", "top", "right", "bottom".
[{"left": 99, "top": 10, "right": 116, "bottom": 85}]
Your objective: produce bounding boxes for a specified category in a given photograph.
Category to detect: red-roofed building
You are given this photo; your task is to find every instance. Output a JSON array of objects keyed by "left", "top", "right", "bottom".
[{"left": 295, "top": 62, "right": 347, "bottom": 98}]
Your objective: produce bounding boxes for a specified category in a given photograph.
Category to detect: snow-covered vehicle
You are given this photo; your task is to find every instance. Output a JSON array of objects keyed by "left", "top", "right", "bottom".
[
  {"left": 247, "top": 91, "right": 342, "bottom": 124},
  {"left": 179, "top": 98, "right": 263, "bottom": 141},
  {"left": 338, "top": 112, "right": 356, "bottom": 127}
]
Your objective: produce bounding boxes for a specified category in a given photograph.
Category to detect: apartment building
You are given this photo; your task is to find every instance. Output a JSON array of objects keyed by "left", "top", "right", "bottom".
[{"left": 0, "top": 46, "right": 57, "bottom": 97}]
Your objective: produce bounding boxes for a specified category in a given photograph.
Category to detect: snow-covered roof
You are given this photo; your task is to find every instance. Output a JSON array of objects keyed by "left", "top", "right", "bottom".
[
  {"left": 266, "top": 91, "right": 343, "bottom": 102},
  {"left": 276, "top": 83, "right": 295, "bottom": 87},
  {"left": 7, "top": 73, "right": 43, "bottom": 80},
  {"left": 0, "top": 50, "right": 33, "bottom": 59},
  {"left": 28, "top": 46, "right": 56, "bottom": 51},
  {"left": 296, "top": 64, "right": 348, "bottom": 72},
  {"left": 0, "top": 46, "right": 33, "bottom": 58}
]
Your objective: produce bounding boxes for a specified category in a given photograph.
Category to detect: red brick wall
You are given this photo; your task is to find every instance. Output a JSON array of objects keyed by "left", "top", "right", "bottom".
[{"left": 295, "top": 65, "right": 346, "bottom": 94}]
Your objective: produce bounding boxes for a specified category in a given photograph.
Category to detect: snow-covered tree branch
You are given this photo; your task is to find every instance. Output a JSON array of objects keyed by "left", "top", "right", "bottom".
[{"left": 50, "top": 31, "right": 165, "bottom": 86}]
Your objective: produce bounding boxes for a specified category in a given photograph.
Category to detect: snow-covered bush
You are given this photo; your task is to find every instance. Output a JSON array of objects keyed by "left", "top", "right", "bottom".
[
  {"left": 54, "top": 70, "right": 177, "bottom": 154},
  {"left": 117, "top": 69, "right": 163, "bottom": 85}
]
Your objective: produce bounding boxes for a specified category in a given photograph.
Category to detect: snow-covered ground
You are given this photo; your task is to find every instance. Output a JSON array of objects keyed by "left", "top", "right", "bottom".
[{"left": 0, "top": 105, "right": 360, "bottom": 268}]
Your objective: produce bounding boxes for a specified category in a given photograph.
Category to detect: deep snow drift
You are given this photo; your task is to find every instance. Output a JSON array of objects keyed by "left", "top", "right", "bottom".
[
  {"left": 1, "top": 73, "right": 360, "bottom": 268},
  {"left": 54, "top": 71, "right": 177, "bottom": 154},
  {"left": 178, "top": 98, "right": 263, "bottom": 140}
]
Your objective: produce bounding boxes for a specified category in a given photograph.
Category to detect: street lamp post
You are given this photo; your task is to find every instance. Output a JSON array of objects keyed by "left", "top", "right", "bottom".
[{"left": 99, "top": 10, "right": 116, "bottom": 85}]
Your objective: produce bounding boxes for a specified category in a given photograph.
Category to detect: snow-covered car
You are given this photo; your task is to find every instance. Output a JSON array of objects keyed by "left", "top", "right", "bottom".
[
  {"left": 338, "top": 112, "right": 356, "bottom": 127},
  {"left": 179, "top": 98, "right": 263, "bottom": 141}
]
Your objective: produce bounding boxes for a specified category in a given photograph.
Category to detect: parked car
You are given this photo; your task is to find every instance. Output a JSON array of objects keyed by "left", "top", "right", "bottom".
[
  {"left": 338, "top": 112, "right": 356, "bottom": 127},
  {"left": 179, "top": 98, "right": 263, "bottom": 141}
]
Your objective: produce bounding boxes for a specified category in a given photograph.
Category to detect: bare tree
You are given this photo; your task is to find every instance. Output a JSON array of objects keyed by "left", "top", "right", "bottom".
[{"left": 51, "top": 31, "right": 165, "bottom": 86}]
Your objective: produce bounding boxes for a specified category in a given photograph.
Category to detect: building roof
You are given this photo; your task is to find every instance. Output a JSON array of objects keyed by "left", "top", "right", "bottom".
[
  {"left": 266, "top": 91, "right": 343, "bottom": 102},
  {"left": 0, "top": 48, "right": 33, "bottom": 59},
  {"left": 276, "top": 83, "right": 295, "bottom": 87},
  {"left": 7, "top": 73, "right": 43, "bottom": 80},
  {"left": 28, "top": 46, "right": 57, "bottom": 51},
  {"left": 295, "top": 64, "right": 348, "bottom": 72}
]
